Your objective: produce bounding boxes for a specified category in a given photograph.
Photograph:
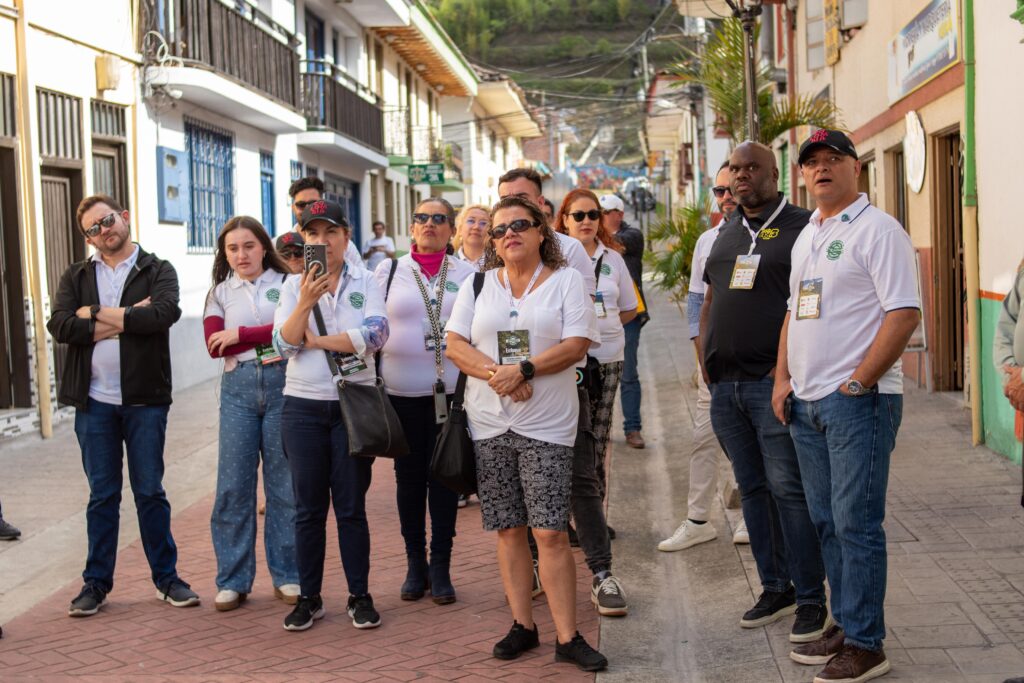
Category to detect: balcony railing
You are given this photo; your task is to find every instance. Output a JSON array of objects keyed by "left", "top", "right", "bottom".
[
  {"left": 438, "top": 141, "right": 463, "bottom": 183},
  {"left": 301, "top": 61, "right": 384, "bottom": 153},
  {"left": 384, "top": 108, "right": 410, "bottom": 158},
  {"left": 147, "top": 0, "right": 300, "bottom": 109}
]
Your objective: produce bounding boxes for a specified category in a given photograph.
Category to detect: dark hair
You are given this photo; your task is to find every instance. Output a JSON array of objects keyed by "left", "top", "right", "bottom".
[
  {"left": 77, "top": 194, "right": 125, "bottom": 231},
  {"left": 718, "top": 160, "right": 730, "bottom": 172},
  {"left": 542, "top": 198, "right": 555, "bottom": 214},
  {"left": 483, "top": 196, "right": 566, "bottom": 271},
  {"left": 497, "top": 167, "right": 543, "bottom": 195},
  {"left": 372, "top": 221, "right": 385, "bottom": 229},
  {"left": 288, "top": 176, "right": 324, "bottom": 199},
  {"left": 210, "top": 216, "right": 289, "bottom": 286},
  {"left": 414, "top": 197, "right": 456, "bottom": 227},
  {"left": 554, "top": 188, "right": 624, "bottom": 254}
]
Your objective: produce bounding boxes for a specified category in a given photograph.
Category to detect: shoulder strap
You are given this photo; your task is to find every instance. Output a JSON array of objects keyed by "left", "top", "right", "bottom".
[
  {"left": 452, "top": 271, "right": 487, "bottom": 407},
  {"left": 384, "top": 258, "right": 398, "bottom": 301},
  {"left": 310, "top": 303, "right": 343, "bottom": 383},
  {"left": 594, "top": 254, "right": 605, "bottom": 285}
]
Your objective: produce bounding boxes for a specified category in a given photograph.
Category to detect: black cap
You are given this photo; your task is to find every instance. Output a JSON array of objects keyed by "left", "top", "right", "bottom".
[
  {"left": 275, "top": 231, "right": 304, "bottom": 251},
  {"left": 798, "top": 129, "right": 858, "bottom": 165},
  {"left": 299, "top": 199, "right": 349, "bottom": 230}
]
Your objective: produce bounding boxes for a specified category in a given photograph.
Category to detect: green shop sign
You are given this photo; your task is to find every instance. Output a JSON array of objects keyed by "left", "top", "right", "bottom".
[{"left": 408, "top": 163, "right": 445, "bottom": 185}]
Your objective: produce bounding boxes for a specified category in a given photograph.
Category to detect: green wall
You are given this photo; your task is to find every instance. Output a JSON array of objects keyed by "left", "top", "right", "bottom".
[{"left": 980, "top": 296, "right": 1023, "bottom": 464}]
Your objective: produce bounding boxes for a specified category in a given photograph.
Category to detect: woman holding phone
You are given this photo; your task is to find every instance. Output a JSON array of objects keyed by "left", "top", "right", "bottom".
[{"left": 273, "top": 199, "right": 389, "bottom": 632}]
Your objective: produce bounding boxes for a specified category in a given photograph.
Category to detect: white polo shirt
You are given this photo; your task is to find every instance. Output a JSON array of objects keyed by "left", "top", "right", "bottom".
[
  {"left": 688, "top": 221, "right": 725, "bottom": 297},
  {"left": 375, "top": 255, "right": 476, "bottom": 397},
  {"left": 204, "top": 269, "right": 288, "bottom": 365},
  {"left": 590, "top": 243, "right": 639, "bottom": 364},
  {"left": 786, "top": 194, "right": 920, "bottom": 401},
  {"left": 445, "top": 267, "right": 600, "bottom": 447},
  {"left": 274, "top": 264, "right": 386, "bottom": 400},
  {"left": 456, "top": 247, "right": 486, "bottom": 272},
  {"left": 555, "top": 230, "right": 598, "bottom": 295},
  {"left": 90, "top": 245, "right": 140, "bottom": 405}
]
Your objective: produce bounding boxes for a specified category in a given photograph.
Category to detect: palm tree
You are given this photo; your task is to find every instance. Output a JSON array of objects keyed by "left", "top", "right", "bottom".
[
  {"left": 645, "top": 198, "right": 712, "bottom": 301},
  {"left": 668, "top": 19, "right": 841, "bottom": 144}
]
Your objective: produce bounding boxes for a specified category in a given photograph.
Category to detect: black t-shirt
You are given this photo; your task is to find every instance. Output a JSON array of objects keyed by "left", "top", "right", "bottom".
[{"left": 702, "top": 194, "right": 811, "bottom": 382}]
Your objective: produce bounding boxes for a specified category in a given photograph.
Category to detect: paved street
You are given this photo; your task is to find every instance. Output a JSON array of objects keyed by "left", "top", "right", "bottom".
[{"left": 1, "top": 286, "right": 1024, "bottom": 681}]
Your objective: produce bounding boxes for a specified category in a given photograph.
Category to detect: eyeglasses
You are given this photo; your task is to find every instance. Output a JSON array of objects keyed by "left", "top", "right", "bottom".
[
  {"left": 567, "top": 209, "right": 601, "bottom": 222},
  {"left": 293, "top": 199, "right": 317, "bottom": 209},
  {"left": 464, "top": 217, "right": 490, "bottom": 228},
  {"left": 711, "top": 186, "right": 732, "bottom": 198},
  {"left": 412, "top": 213, "right": 450, "bottom": 225},
  {"left": 84, "top": 212, "right": 117, "bottom": 237},
  {"left": 489, "top": 219, "right": 539, "bottom": 239},
  {"left": 280, "top": 249, "right": 303, "bottom": 259}
]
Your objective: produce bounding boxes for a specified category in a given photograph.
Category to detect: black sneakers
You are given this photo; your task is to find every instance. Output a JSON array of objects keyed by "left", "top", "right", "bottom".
[
  {"left": 284, "top": 595, "right": 325, "bottom": 631},
  {"left": 555, "top": 632, "right": 608, "bottom": 671},
  {"left": 740, "top": 586, "right": 797, "bottom": 628},
  {"left": 0, "top": 518, "right": 21, "bottom": 540},
  {"left": 492, "top": 621, "right": 540, "bottom": 660},
  {"left": 347, "top": 594, "right": 381, "bottom": 629},
  {"left": 791, "top": 603, "right": 831, "bottom": 643},
  {"left": 156, "top": 579, "right": 200, "bottom": 607},
  {"left": 68, "top": 584, "right": 106, "bottom": 617}
]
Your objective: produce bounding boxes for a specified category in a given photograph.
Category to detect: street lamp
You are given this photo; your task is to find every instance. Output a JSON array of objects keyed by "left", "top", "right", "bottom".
[{"left": 724, "top": 0, "right": 763, "bottom": 142}]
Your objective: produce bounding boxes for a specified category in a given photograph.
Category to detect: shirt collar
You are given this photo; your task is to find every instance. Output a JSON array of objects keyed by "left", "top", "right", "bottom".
[
  {"left": 228, "top": 268, "right": 279, "bottom": 290},
  {"left": 92, "top": 243, "right": 140, "bottom": 270},
  {"left": 591, "top": 242, "right": 608, "bottom": 260},
  {"left": 809, "top": 193, "right": 870, "bottom": 229}
]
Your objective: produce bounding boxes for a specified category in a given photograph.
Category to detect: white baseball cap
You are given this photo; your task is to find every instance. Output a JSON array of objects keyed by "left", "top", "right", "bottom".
[{"left": 599, "top": 194, "right": 625, "bottom": 213}]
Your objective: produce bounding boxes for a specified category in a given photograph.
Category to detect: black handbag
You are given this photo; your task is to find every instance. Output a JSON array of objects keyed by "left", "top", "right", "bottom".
[
  {"left": 311, "top": 304, "right": 409, "bottom": 459},
  {"left": 430, "top": 272, "right": 484, "bottom": 494}
]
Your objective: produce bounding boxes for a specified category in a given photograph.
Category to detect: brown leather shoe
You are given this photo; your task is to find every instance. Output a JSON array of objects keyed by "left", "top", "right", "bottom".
[
  {"left": 791, "top": 624, "right": 844, "bottom": 665},
  {"left": 813, "top": 643, "right": 890, "bottom": 683},
  {"left": 625, "top": 431, "right": 645, "bottom": 449}
]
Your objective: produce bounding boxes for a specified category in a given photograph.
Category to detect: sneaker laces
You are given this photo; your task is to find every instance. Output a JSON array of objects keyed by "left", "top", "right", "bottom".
[
  {"left": 599, "top": 575, "right": 623, "bottom": 596},
  {"left": 160, "top": 579, "right": 190, "bottom": 599},
  {"left": 829, "top": 644, "right": 860, "bottom": 668}
]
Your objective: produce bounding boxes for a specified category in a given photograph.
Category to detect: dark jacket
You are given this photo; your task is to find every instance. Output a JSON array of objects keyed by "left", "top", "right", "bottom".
[
  {"left": 46, "top": 246, "right": 181, "bottom": 410},
  {"left": 614, "top": 222, "right": 645, "bottom": 297}
]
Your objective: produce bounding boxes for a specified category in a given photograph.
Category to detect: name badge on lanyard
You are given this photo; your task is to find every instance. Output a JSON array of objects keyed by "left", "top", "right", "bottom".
[
  {"left": 594, "top": 291, "right": 608, "bottom": 318},
  {"left": 796, "top": 278, "right": 823, "bottom": 320},
  {"left": 729, "top": 198, "right": 787, "bottom": 291},
  {"left": 334, "top": 352, "right": 368, "bottom": 376},
  {"left": 244, "top": 277, "right": 281, "bottom": 363},
  {"left": 498, "top": 330, "right": 531, "bottom": 365}
]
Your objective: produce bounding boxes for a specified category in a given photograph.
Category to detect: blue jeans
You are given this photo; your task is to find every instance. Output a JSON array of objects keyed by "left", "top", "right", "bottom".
[
  {"left": 211, "top": 361, "right": 298, "bottom": 592},
  {"left": 281, "top": 396, "right": 373, "bottom": 597},
  {"left": 74, "top": 399, "right": 178, "bottom": 594},
  {"left": 620, "top": 318, "right": 642, "bottom": 434},
  {"left": 709, "top": 378, "right": 825, "bottom": 605},
  {"left": 789, "top": 391, "right": 901, "bottom": 652}
]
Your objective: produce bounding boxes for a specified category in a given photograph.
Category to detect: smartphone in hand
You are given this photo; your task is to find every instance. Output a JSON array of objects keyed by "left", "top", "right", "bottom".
[{"left": 304, "top": 243, "right": 328, "bottom": 279}]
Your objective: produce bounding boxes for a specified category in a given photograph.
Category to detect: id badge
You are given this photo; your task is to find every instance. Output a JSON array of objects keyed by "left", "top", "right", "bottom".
[
  {"left": 255, "top": 343, "right": 282, "bottom": 365},
  {"left": 594, "top": 292, "right": 608, "bottom": 318},
  {"left": 423, "top": 318, "right": 448, "bottom": 351},
  {"left": 729, "top": 254, "right": 761, "bottom": 290},
  {"left": 335, "top": 353, "right": 369, "bottom": 377},
  {"left": 796, "top": 278, "right": 823, "bottom": 320},
  {"left": 433, "top": 379, "right": 449, "bottom": 424},
  {"left": 497, "top": 330, "right": 531, "bottom": 365}
]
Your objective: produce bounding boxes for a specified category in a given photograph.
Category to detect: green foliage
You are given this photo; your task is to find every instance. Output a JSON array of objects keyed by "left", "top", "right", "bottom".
[
  {"left": 645, "top": 199, "right": 712, "bottom": 299},
  {"left": 667, "top": 19, "right": 842, "bottom": 144}
]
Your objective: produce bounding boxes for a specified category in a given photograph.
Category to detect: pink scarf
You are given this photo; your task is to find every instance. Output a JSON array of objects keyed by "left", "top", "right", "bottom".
[{"left": 411, "top": 245, "right": 446, "bottom": 278}]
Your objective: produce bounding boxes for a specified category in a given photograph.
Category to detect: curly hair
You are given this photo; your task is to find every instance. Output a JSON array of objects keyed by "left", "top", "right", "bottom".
[
  {"left": 554, "top": 188, "right": 624, "bottom": 254},
  {"left": 483, "top": 196, "right": 566, "bottom": 272},
  {"left": 288, "top": 176, "right": 324, "bottom": 199},
  {"left": 452, "top": 203, "right": 490, "bottom": 251}
]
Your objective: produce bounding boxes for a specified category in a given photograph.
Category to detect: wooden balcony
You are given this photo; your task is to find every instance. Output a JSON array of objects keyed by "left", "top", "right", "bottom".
[{"left": 301, "top": 62, "right": 384, "bottom": 153}]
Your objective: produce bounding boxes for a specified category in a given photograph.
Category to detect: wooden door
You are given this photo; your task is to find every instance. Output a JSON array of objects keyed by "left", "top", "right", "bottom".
[
  {"left": 41, "top": 170, "right": 83, "bottom": 398},
  {"left": 931, "top": 132, "right": 965, "bottom": 391}
]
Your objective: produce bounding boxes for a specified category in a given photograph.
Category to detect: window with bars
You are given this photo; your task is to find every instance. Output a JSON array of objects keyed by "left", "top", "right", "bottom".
[
  {"left": 1, "top": 73, "right": 17, "bottom": 139},
  {"left": 185, "top": 119, "right": 234, "bottom": 252},
  {"left": 307, "top": 165, "right": 319, "bottom": 178},
  {"left": 37, "top": 88, "right": 83, "bottom": 160},
  {"left": 91, "top": 100, "right": 128, "bottom": 208},
  {"left": 290, "top": 160, "right": 304, "bottom": 181},
  {"left": 260, "top": 150, "right": 276, "bottom": 235},
  {"left": 806, "top": 0, "right": 825, "bottom": 71}
]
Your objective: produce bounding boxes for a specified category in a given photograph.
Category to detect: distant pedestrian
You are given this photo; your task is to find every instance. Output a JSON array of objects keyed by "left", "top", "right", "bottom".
[
  {"left": 453, "top": 204, "right": 490, "bottom": 271},
  {"left": 700, "top": 143, "right": 827, "bottom": 643},
  {"left": 273, "top": 199, "right": 388, "bottom": 632},
  {"left": 775, "top": 130, "right": 920, "bottom": 682},
  {"left": 203, "top": 216, "right": 299, "bottom": 612},
  {"left": 288, "top": 176, "right": 361, "bottom": 268},
  {"left": 47, "top": 194, "right": 199, "bottom": 617},
  {"left": 995, "top": 259, "right": 1024, "bottom": 508},
  {"left": 363, "top": 221, "right": 396, "bottom": 272},
  {"left": 541, "top": 198, "right": 555, "bottom": 226},
  {"left": 659, "top": 161, "right": 748, "bottom": 552},
  {"left": 375, "top": 198, "right": 475, "bottom": 605},
  {"left": 276, "top": 231, "right": 305, "bottom": 275},
  {"left": 445, "top": 195, "right": 607, "bottom": 671},
  {"left": 599, "top": 193, "right": 647, "bottom": 449},
  {"left": 0, "top": 498, "right": 20, "bottom": 540}
]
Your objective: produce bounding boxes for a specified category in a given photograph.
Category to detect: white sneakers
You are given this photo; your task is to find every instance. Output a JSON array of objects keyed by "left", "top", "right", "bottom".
[
  {"left": 733, "top": 520, "right": 750, "bottom": 544},
  {"left": 214, "top": 589, "right": 246, "bottom": 612},
  {"left": 275, "top": 584, "right": 301, "bottom": 605},
  {"left": 657, "top": 519, "right": 718, "bottom": 551}
]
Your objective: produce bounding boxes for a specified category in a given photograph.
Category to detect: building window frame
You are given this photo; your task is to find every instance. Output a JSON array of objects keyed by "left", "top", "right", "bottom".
[
  {"left": 260, "top": 150, "right": 276, "bottom": 235},
  {"left": 184, "top": 118, "right": 234, "bottom": 253}
]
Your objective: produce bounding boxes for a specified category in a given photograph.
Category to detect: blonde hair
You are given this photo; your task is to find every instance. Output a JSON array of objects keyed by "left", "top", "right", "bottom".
[{"left": 453, "top": 203, "right": 491, "bottom": 251}]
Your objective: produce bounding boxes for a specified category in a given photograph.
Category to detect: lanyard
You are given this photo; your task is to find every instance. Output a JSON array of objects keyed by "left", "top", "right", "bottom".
[
  {"left": 741, "top": 197, "right": 788, "bottom": 256},
  {"left": 502, "top": 261, "right": 544, "bottom": 329},
  {"left": 240, "top": 272, "right": 286, "bottom": 325},
  {"left": 412, "top": 256, "right": 450, "bottom": 379},
  {"left": 592, "top": 246, "right": 606, "bottom": 289}
]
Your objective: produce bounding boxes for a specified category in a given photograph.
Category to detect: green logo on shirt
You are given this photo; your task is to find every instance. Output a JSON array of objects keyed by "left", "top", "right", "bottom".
[
  {"left": 445, "top": 281, "right": 460, "bottom": 293},
  {"left": 600, "top": 263, "right": 612, "bottom": 276},
  {"left": 349, "top": 292, "right": 365, "bottom": 309},
  {"left": 826, "top": 240, "right": 844, "bottom": 261},
  {"left": 266, "top": 288, "right": 280, "bottom": 303}
]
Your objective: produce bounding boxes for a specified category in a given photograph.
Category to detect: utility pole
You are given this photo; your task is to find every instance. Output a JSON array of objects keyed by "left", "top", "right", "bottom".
[{"left": 726, "top": 0, "right": 763, "bottom": 142}]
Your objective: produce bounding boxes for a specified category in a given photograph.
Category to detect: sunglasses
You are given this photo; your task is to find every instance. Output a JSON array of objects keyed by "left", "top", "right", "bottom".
[
  {"left": 293, "top": 199, "right": 318, "bottom": 209},
  {"left": 489, "top": 219, "right": 539, "bottom": 239},
  {"left": 567, "top": 209, "right": 601, "bottom": 222},
  {"left": 711, "top": 186, "right": 732, "bottom": 198},
  {"left": 280, "top": 249, "right": 303, "bottom": 259},
  {"left": 84, "top": 212, "right": 117, "bottom": 237},
  {"left": 412, "top": 213, "right": 449, "bottom": 225}
]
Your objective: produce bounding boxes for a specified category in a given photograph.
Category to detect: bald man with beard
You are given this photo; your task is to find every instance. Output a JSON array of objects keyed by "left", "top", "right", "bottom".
[{"left": 698, "top": 142, "right": 828, "bottom": 644}]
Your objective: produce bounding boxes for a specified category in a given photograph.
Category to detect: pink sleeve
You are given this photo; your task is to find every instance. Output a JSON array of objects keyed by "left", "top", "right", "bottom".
[
  {"left": 203, "top": 316, "right": 260, "bottom": 358},
  {"left": 238, "top": 324, "right": 273, "bottom": 345}
]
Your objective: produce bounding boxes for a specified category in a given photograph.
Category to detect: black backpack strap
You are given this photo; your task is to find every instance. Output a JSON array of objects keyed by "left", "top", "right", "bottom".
[
  {"left": 453, "top": 272, "right": 487, "bottom": 406},
  {"left": 384, "top": 258, "right": 398, "bottom": 301}
]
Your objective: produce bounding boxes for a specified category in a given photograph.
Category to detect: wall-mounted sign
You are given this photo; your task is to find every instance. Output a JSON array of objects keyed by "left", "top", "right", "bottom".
[
  {"left": 408, "top": 163, "right": 444, "bottom": 185},
  {"left": 824, "top": 0, "right": 842, "bottom": 66},
  {"left": 887, "top": 0, "right": 959, "bottom": 104},
  {"left": 903, "top": 111, "right": 926, "bottom": 194}
]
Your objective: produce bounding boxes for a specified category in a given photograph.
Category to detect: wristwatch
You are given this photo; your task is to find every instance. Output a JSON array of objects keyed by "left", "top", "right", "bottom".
[
  {"left": 845, "top": 379, "right": 871, "bottom": 396},
  {"left": 89, "top": 304, "right": 101, "bottom": 320},
  {"left": 519, "top": 359, "right": 536, "bottom": 381}
]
